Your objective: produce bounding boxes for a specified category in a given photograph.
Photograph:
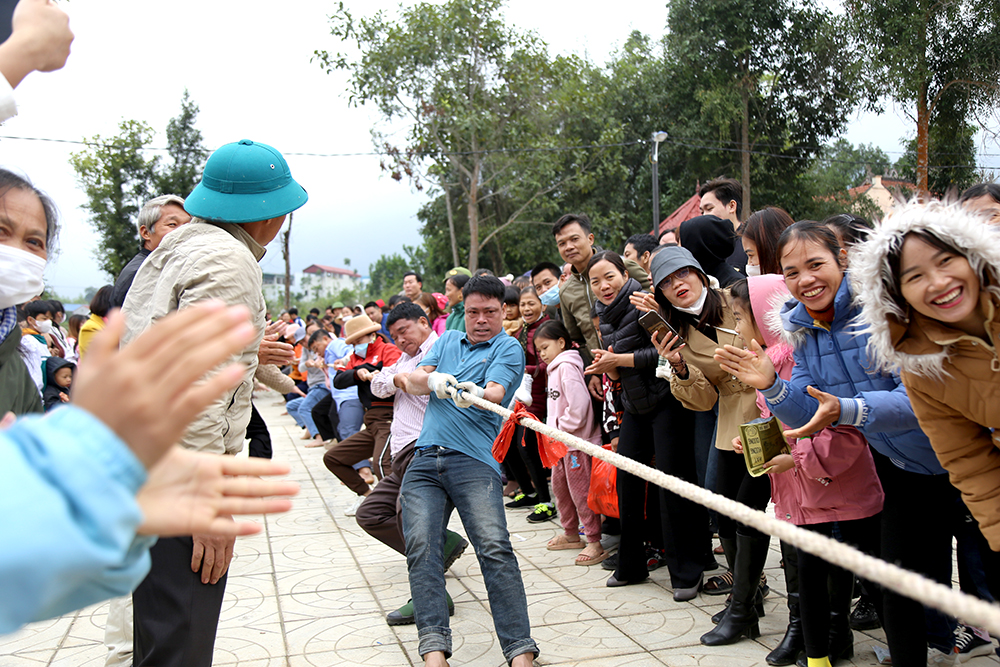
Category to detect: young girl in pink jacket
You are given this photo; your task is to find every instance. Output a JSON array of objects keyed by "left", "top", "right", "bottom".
[
  {"left": 719, "top": 274, "right": 884, "bottom": 667},
  {"left": 533, "top": 320, "right": 608, "bottom": 566}
]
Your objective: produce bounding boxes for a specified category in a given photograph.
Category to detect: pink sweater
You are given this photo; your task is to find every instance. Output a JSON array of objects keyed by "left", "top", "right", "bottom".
[
  {"left": 749, "top": 274, "right": 883, "bottom": 525},
  {"left": 545, "top": 350, "right": 601, "bottom": 449}
]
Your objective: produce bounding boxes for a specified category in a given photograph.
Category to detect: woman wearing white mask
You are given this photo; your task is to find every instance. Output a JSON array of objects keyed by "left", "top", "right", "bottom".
[
  {"left": 0, "top": 169, "right": 55, "bottom": 414},
  {"left": 739, "top": 207, "right": 795, "bottom": 278}
]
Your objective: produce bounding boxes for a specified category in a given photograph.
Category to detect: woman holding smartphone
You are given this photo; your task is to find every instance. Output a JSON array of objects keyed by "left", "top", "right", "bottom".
[
  {"left": 585, "top": 250, "right": 711, "bottom": 600},
  {"left": 633, "top": 246, "right": 768, "bottom": 646}
]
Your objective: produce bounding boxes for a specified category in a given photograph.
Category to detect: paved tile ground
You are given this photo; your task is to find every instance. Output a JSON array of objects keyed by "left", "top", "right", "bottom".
[{"left": 3, "top": 395, "right": 999, "bottom": 666}]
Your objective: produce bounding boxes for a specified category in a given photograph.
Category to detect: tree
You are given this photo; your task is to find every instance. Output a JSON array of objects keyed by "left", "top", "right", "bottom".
[
  {"left": 847, "top": 0, "right": 1000, "bottom": 195},
  {"left": 315, "top": 0, "right": 608, "bottom": 271},
  {"left": 156, "top": 89, "right": 209, "bottom": 197},
  {"left": 663, "top": 0, "right": 860, "bottom": 213},
  {"left": 366, "top": 252, "right": 413, "bottom": 302},
  {"left": 70, "top": 93, "right": 209, "bottom": 279},
  {"left": 70, "top": 120, "right": 159, "bottom": 278},
  {"left": 894, "top": 118, "right": 979, "bottom": 197}
]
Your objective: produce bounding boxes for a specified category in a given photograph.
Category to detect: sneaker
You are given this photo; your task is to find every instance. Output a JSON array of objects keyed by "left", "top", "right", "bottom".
[
  {"left": 849, "top": 599, "right": 881, "bottom": 631},
  {"left": 927, "top": 645, "right": 955, "bottom": 665},
  {"left": 442, "top": 530, "right": 469, "bottom": 571},
  {"left": 505, "top": 492, "right": 537, "bottom": 509},
  {"left": 344, "top": 495, "right": 365, "bottom": 517},
  {"left": 646, "top": 547, "right": 667, "bottom": 571},
  {"left": 601, "top": 552, "right": 619, "bottom": 571},
  {"left": 601, "top": 533, "right": 621, "bottom": 552},
  {"left": 955, "top": 624, "right": 993, "bottom": 663},
  {"left": 526, "top": 503, "right": 557, "bottom": 523}
]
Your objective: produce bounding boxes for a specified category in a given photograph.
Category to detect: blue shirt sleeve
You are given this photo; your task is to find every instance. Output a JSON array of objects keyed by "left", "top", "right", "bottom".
[
  {"left": 484, "top": 336, "right": 525, "bottom": 405},
  {"left": 0, "top": 406, "right": 155, "bottom": 634}
]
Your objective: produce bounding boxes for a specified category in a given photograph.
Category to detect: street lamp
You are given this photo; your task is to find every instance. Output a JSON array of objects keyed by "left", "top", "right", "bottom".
[{"left": 651, "top": 131, "right": 667, "bottom": 237}]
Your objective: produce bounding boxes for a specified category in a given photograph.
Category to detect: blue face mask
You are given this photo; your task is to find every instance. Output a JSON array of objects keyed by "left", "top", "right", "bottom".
[
  {"left": 354, "top": 342, "right": 369, "bottom": 358},
  {"left": 539, "top": 284, "right": 561, "bottom": 307}
]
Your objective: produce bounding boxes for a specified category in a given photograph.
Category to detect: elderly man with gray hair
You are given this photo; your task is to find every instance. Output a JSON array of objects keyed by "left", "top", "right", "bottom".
[{"left": 110, "top": 194, "right": 190, "bottom": 308}]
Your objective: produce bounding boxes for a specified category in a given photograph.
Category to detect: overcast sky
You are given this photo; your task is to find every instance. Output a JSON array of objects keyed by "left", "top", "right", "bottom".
[{"left": 1, "top": 0, "right": 996, "bottom": 300}]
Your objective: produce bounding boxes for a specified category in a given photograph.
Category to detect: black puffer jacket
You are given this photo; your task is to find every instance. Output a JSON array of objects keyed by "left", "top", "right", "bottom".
[{"left": 595, "top": 277, "right": 670, "bottom": 415}]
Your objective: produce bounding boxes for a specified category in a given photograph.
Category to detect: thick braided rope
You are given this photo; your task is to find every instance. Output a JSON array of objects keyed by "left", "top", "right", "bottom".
[{"left": 446, "top": 386, "right": 1000, "bottom": 635}]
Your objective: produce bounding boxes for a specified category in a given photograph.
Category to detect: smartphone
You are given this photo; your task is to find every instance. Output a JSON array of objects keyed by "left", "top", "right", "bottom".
[{"left": 638, "top": 310, "right": 685, "bottom": 350}]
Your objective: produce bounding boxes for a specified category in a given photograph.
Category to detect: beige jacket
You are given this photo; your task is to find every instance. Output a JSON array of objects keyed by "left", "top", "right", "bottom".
[
  {"left": 123, "top": 220, "right": 266, "bottom": 455},
  {"left": 667, "top": 291, "right": 759, "bottom": 451}
]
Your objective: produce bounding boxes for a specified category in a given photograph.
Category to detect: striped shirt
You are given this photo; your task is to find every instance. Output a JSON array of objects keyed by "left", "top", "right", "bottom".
[{"left": 370, "top": 331, "right": 438, "bottom": 457}]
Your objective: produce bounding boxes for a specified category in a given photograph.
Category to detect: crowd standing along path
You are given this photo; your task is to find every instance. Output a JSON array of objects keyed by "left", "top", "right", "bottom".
[{"left": 1, "top": 394, "right": 996, "bottom": 666}]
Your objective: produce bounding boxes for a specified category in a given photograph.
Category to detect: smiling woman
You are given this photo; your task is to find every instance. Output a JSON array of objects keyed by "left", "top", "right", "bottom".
[{"left": 851, "top": 199, "right": 1000, "bottom": 602}]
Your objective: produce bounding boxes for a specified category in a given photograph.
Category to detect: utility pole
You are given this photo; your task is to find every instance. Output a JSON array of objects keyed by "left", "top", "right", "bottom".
[{"left": 282, "top": 211, "right": 293, "bottom": 309}]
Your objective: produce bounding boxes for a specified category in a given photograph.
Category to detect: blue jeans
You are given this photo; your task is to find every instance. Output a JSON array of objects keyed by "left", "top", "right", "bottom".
[
  {"left": 400, "top": 446, "right": 538, "bottom": 663},
  {"left": 288, "top": 385, "right": 330, "bottom": 435}
]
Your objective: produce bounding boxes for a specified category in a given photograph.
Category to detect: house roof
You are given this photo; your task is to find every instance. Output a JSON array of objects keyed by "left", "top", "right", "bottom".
[
  {"left": 659, "top": 193, "right": 702, "bottom": 235},
  {"left": 302, "top": 264, "right": 362, "bottom": 278},
  {"left": 848, "top": 176, "right": 917, "bottom": 198}
]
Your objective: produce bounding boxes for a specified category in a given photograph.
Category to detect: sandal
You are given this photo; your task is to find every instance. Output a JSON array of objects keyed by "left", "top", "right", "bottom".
[
  {"left": 703, "top": 570, "right": 734, "bottom": 596},
  {"left": 547, "top": 535, "right": 585, "bottom": 551},
  {"left": 575, "top": 548, "right": 610, "bottom": 566}
]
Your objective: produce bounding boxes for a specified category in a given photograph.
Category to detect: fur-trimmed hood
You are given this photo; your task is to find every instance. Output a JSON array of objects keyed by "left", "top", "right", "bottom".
[{"left": 850, "top": 199, "right": 1000, "bottom": 378}]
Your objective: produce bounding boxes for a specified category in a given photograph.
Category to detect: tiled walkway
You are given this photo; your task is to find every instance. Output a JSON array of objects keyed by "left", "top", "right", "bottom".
[{"left": 3, "top": 396, "right": 998, "bottom": 666}]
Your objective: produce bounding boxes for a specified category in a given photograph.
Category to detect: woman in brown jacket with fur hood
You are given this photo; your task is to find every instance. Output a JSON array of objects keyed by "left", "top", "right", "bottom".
[{"left": 852, "top": 199, "right": 1000, "bottom": 595}]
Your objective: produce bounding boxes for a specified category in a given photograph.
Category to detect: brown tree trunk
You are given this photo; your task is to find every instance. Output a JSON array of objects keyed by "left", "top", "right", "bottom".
[
  {"left": 282, "top": 211, "right": 293, "bottom": 309},
  {"left": 916, "top": 80, "right": 930, "bottom": 198},
  {"left": 467, "top": 158, "right": 481, "bottom": 272},
  {"left": 740, "top": 82, "right": 751, "bottom": 218},
  {"left": 443, "top": 180, "right": 459, "bottom": 267}
]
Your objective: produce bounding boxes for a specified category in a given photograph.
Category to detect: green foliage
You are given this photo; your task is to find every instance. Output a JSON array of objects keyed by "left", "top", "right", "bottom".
[
  {"left": 806, "top": 139, "right": 892, "bottom": 196},
  {"left": 660, "top": 0, "right": 861, "bottom": 213},
  {"left": 316, "top": 0, "right": 620, "bottom": 272},
  {"left": 847, "top": 0, "right": 1000, "bottom": 191},
  {"left": 895, "top": 119, "right": 979, "bottom": 197},
  {"left": 69, "top": 120, "right": 158, "bottom": 278},
  {"left": 156, "top": 90, "right": 209, "bottom": 197},
  {"left": 69, "top": 93, "right": 209, "bottom": 279},
  {"left": 366, "top": 252, "right": 412, "bottom": 302}
]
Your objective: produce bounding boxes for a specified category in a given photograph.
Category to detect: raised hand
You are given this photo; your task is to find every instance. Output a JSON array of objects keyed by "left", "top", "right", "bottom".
[
  {"left": 628, "top": 290, "right": 658, "bottom": 313},
  {"left": 782, "top": 386, "right": 842, "bottom": 439},
  {"left": 713, "top": 339, "right": 775, "bottom": 390},
  {"left": 136, "top": 446, "right": 299, "bottom": 538},
  {"left": 72, "top": 301, "right": 256, "bottom": 470}
]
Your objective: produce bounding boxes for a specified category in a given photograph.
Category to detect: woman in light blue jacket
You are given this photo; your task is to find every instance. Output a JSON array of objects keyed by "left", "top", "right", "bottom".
[{"left": 716, "top": 221, "right": 956, "bottom": 667}]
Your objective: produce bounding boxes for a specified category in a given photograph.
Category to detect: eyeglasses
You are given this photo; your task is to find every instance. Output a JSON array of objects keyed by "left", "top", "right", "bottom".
[{"left": 660, "top": 267, "right": 691, "bottom": 287}]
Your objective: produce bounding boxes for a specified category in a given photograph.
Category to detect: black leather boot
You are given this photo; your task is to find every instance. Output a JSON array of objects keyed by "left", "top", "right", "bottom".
[
  {"left": 712, "top": 585, "right": 767, "bottom": 624},
  {"left": 767, "top": 542, "right": 803, "bottom": 666},
  {"left": 700, "top": 533, "right": 770, "bottom": 646},
  {"left": 827, "top": 569, "right": 855, "bottom": 664}
]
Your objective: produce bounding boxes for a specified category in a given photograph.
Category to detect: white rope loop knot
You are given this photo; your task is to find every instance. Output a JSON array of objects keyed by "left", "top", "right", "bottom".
[{"left": 445, "top": 386, "right": 1000, "bottom": 635}]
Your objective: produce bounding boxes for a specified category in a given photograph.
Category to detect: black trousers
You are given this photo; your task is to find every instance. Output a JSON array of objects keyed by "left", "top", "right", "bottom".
[
  {"left": 245, "top": 401, "right": 272, "bottom": 459},
  {"left": 872, "top": 449, "right": 958, "bottom": 667},
  {"left": 502, "top": 425, "right": 551, "bottom": 503},
  {"left": 616, "top": 394, "right": 711, "bottom": 589},
  {"left": 715, "top": 449, "right": 771, "bottom": 539},
  {"left": 133, "top": 536, "right": 229, "bottom": 667},
  {"left": 311, "top": 393, "right": 340, "bottom": 441},
  {"left": 798, "top": 514, "right": 881, "bottom": 658}
]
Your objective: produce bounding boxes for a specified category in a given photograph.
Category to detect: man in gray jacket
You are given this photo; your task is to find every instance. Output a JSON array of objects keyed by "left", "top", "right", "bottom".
[{"left": 122, "top": 139, "right": 307, "bottom": 667}]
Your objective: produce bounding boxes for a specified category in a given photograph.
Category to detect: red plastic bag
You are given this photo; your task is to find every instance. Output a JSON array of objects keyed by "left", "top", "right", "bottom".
[{"left": 588, "top": 444, "right": 619, "bottom": 518}]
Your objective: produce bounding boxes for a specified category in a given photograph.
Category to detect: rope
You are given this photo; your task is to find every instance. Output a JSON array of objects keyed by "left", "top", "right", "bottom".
[{"left": 442, "top": 385, "right": 1000, "bottom": 636}]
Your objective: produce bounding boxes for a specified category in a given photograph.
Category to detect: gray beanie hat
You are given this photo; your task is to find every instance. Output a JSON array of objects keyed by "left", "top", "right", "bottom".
[{"left": 649, "top": 246, "right": 705, "bottom": 288}]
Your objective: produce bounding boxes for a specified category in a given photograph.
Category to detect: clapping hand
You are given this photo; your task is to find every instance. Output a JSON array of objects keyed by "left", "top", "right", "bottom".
[
  {"left": 781, "top": 386, "right": 842, "bottom": 439},
  {"left": 713, "top": 340, "right": 776, "bottom": 390},
  {"left": 628, "top": 290, "right": 658, "bottom": 313}
]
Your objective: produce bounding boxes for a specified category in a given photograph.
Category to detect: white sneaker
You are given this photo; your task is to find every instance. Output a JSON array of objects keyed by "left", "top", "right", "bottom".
[
  {"left": 954, "top": 624, "right": 994, "bottom": 663},
  {"left": 927, "top": 645, "right": 955, "bottom": 666},
  {"left": 344, "top": 496, "right": 365, "bottom": 517}
]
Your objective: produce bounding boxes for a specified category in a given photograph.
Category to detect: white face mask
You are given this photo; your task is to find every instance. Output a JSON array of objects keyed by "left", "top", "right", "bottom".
[
  {"left": 33, "top": 319, "right": 53, "bottom": 334},
  {"left": 745, "top": 263, "right": 761, "bottom": 277},
  {"left": 0, "top": 244, "right": 46, "bottom": 310}
]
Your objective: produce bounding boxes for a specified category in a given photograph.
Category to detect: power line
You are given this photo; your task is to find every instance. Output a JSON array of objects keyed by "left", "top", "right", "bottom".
[{"left": 1, "top": 133, "right": 994, "bottom": 172}]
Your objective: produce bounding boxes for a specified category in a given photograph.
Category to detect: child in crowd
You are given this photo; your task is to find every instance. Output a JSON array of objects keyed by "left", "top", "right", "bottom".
[
  {"left": 42, "top": 357, "right": 74, "bottom": 412},
  {"left": 534, "top": 320, "right": 607, "bottom": 564},
  {"left": 502, "top": 285, "right": 523, "bottom": 336},
  {"left": 721, "top": 275, "right": 883, "bottom": 666}
]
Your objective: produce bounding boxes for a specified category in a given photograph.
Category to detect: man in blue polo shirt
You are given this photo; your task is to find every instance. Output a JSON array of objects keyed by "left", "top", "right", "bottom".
[{"left": 399, "top": 275, "right": 538, "bottom": 667}]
